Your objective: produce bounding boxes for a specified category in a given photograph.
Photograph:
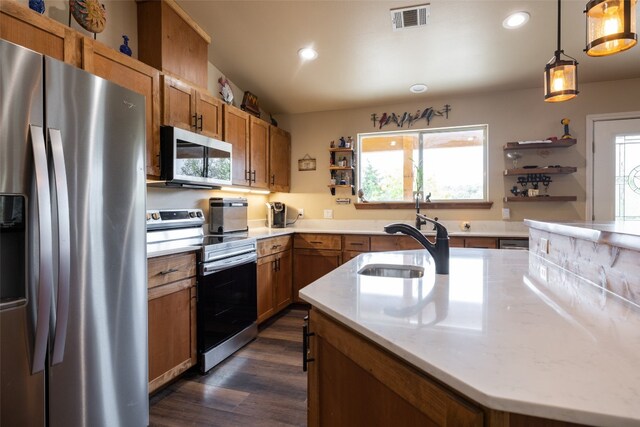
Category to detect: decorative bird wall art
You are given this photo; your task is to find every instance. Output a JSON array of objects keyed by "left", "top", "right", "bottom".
[{"left": 371, "top": 104, "right": 452, "bottom": 129}]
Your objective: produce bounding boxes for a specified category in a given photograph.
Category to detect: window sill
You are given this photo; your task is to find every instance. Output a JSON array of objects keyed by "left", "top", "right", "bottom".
[{"left": 353, "top": 201, "right": 493, "bottom": 210}]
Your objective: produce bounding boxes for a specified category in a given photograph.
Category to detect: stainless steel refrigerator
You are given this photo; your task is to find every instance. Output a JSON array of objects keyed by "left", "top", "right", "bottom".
[{"left": 0, "top": 39, "right": 148, "bottom": 426}]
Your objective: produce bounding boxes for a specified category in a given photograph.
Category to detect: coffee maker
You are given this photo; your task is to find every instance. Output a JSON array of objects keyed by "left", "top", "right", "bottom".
[{"left": 266, "top": 202, "right": 287, "bottom": 228}]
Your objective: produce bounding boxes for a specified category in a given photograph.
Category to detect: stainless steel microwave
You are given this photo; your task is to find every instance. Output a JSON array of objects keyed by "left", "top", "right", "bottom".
[{"left": 160, "top": 126, "right": 232, "bottom": 188}]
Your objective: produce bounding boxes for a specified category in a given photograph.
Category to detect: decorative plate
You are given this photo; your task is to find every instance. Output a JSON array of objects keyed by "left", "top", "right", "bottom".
[{"left": 70, "top": 0, "right": 106, "bottom": 33}]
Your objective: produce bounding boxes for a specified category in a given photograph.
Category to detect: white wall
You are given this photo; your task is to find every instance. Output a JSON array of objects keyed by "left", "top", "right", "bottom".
[{"left": 274, "top": 77, "right": 640, "bottom": 223}]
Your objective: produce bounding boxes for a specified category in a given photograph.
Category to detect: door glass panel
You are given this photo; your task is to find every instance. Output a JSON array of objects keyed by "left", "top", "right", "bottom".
[
  {"left": 615, "top": 134, "right": 640, "bottom": 220},
  {"left": 0, "top": 195, "right": 26, "bottom": 309}
]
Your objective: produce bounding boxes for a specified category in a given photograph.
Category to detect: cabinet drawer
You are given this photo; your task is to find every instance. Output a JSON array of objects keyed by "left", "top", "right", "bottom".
[
  {"left": 294, "top": 234, "right": 342, "bottom": 250},
  {"left": 257, "top": 235, "right": 292, "bottom": 258},
  {"left": 148, "top": 252, "right": 196, "bottom": 289},
  {"left": 370, "top": 235, "right": 423, "bottom": 251},
  {"left": 464, "top": 237, "right": 498, "bottom": 249},
  {"left": 343, "top": 235, "right": 370, "bottom": 251}
]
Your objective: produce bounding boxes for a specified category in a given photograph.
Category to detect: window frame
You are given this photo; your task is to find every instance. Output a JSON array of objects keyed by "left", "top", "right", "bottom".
[{"left": 357, "top": 124, "right": 489, "bottom": 204}]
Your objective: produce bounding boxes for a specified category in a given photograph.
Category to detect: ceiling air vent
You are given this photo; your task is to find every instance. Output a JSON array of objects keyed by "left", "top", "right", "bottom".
[{"left": 391, "top": 4, "right": 430, "bottom": 31}]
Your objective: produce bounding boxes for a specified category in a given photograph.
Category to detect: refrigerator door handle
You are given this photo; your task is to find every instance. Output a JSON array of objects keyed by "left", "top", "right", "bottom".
[
  {"left": 29, "top": 125, "right": 54, "bottom": 374},
  {"left": 48, "top": 128, "right": 71, "bottom": 365}
]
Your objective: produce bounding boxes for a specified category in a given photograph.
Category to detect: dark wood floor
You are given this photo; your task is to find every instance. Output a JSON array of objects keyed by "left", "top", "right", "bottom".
[{"left": 149, "top": 308, "right": 309, "bottom": 426}]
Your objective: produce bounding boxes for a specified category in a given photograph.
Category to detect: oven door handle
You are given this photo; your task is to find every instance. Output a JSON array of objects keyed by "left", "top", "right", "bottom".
[
  {"left": 205, "top": 247, "right": 256, "bottom": 263},
  {"left": 201, "top": 253, "right": 257, "bottom": 276}
]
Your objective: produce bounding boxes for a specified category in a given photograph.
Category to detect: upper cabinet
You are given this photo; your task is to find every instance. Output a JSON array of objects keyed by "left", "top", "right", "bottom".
[
  {"left": 82, "top": 38, "right": 161, "bottom": 177},
  {"left": 161, "top": 75, "right": 222, "bottom": 139},
  {"left": 137, "top": 0, "right": 210, "bottom": 88},
  {"left": 222, "top": 105, "right": 269, "bottom": 189},
  {"left": 269, "top": 126, "right": 291, "bottom": 192},
  {"left": 0, "top": 1, "right": 81, "bottom": 67}
]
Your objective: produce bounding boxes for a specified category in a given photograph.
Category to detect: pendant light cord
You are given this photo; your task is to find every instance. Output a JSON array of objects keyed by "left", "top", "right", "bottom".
[{"left": 556, "top": 0, "right": 562, "bottom": 56}]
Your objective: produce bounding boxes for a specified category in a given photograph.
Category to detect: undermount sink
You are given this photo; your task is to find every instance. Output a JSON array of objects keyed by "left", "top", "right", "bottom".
[{"left": 357, "top": 264, "right": 424, "bottom": 279}]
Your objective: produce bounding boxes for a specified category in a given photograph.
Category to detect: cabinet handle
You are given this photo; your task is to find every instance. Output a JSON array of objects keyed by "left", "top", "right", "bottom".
[
  {"left": 272, "top": 260, "right": 277, "bottom": 272},
  {"left": 198, "top": 114, "right": 203, "bottom": 131},
  {"left": 349, "top": 242, "right": 364, "bottom": 246},
  {"left": 271, "top": 244, "right": 281, "bottom": 250},
  {"left": 159, "top": 268, "right": 179, "bottom": 275},
  {"left": 271, "top": 174, "right": 275, "bottom": 185},
  {"left": 251, "top": 170, "right": 256, "bottom": 183},
  {"left": 245, "top": 170, "right": 251, "bottom": 182},
  {"left": 302, "top": 316, "right": 315, "bottom": 372},
  {"left": 310, "top": 241, "right": 323, "bottom": 244},
  {"left": 192, "top": 114, "right": 198, "bottom": 130},
  {"left": 276, "top": 258, "right": 280, "bottom": 271}
]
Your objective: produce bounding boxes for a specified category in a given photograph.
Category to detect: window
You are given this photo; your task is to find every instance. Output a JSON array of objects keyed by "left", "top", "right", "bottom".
[{"left": 358, "top": 125, "right": 488, "bottom": 202}]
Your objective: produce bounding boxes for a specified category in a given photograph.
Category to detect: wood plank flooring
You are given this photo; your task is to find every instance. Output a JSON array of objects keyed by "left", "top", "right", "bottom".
[{"left": 150, "top": 308, "right": 309, "bottom": 427}]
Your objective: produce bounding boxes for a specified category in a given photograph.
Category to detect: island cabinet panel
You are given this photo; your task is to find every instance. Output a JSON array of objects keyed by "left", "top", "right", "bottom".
[
  {"left": 257, "top": 236, "right": 293, "bottom": 323},
  {"left": 269, "top": 126, "right": 291, "bottom": 192},
  {"left": 147, "top": 252, "right": 197, "bottom": 394},
  {"left": 81, "top": 38, "right": 161, "bottom": 177},
  {"left": 0, "top": 1, "right": 81, "bottom": 67},
  {"left": 307, "top": 309, "right": 483, "bottom": 427}
]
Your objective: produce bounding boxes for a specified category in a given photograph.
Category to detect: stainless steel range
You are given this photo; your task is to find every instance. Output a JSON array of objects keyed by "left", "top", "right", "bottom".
[{"left": 146, "top": 208, "right": 258, "bottom": 373}]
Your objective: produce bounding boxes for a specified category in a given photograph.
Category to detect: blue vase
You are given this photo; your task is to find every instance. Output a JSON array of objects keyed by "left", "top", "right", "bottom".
[
  {"left": 119, "top": 35, "right": 132, "bottom": 57},
  {"left": 29, "top": 0, "right": 45, "bottom": 14}
]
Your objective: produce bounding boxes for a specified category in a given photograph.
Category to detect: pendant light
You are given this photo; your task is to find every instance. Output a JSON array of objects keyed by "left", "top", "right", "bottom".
[
  {"left": 585, "top": 0, "right": 637, "bottom": 56},
  {"left": 544, "top": 0, "right": 579, "bottom": 102}
]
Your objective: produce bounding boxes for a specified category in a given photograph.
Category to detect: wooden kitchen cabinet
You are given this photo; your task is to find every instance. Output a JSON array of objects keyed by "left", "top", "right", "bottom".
[
  {"left": 269, "top": 126, "right": 291, "bottom": 192},
  {"left": 293, "top": 234, "right": 341, "bottom": 302},
  {"left": 370, "top": 235, "right": 423, "bottom": 251},
  {"left": 463, "top": 237, "right": 498, "bottom": 249},
  {"left": 223, "top": 104, "right": 251, "bottom": 185},
  {"left": 81, "top": 38, "right": 161, "bottom": 177},
  {"left": 0, "top": 1, "right": 81, "bottom": 67},
  {"left": 147, "top": 252, "right": 197, "bottom": 394},
  {"left": 341, "top": 235, "right": 370, "bottom": 264},
  {"left": 162, "top": 75, "right": 222, "bottom": 139},
  {"left": 249, "top": 116, "right": 270, "bottom": 188},
  {"left": 257, "top": 236, "right": 293, "bottom": 323},
  {"left": 307, "top": 308, "right": 484, "bottom": 426}
]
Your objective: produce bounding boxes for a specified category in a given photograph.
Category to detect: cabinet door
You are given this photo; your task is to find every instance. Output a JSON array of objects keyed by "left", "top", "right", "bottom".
[
  {"left": 0, "top": 1, "right": 81, "bottom": 67},
  {"left": 274, "top": 249, "right": 292, "bottom": 312},
  {"left": 148, "top": 279, "right": 194, "bottom": 394},
  {"left": 82, "top": 38, "right": 161, "bottom": 177},
  {"left": 195, "top": 91, "right": 222, "bottom": 139},
  {"left": 269, "top": 126, "right": 291, "bottom": 192},
  {"left": 293, "top": 249, "right": 341, "bottom": 302},
  {"left": 249, "top": 116, "right": 270, "bottom": 188},
  {"left": 162, "top": 75, "right": 196, "bottom": 131},
  {"left": 257, "top": 254, "right": 276, "bottom": 324},
  {"left": 341, "top": 251, "right": 365, "bottom": 264},
  {"left": 223, "top": 105, "right": 250, "bottom": 185}
]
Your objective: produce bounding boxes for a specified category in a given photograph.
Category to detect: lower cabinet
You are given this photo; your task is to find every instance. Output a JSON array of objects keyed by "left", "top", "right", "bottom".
[
  {"left": 293, "top": 234, "right": 342, "bottom": 302},
  {"left": 147, "top": 252, "right": 197, "bottom": 394},
  {"left": 307, "top": 308, "right": 484, "bottom": 426},
  {"left": 257, "top": 236, "right": 292, "bottom": 324}
]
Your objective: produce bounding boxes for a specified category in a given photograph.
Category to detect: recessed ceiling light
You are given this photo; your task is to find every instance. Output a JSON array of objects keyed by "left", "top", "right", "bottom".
[
  {"left": 409, "top": 84, "right": 427, "bottom": 93},
  {"left": 503, "top": 11, "right": 530, "bottom": 29},
  {"left": 298, "top": 47, "right": 318, "bottom": 60}
]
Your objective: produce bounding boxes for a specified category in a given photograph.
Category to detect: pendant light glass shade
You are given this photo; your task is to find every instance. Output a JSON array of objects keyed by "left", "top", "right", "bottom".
[
  {"left": 544, "top": 0, "right": 578, "bottom": 102},
  {"left": 544, "top": 56, "right": 579, "bottom": 102},
  {"left": 585, "top": 0, "right": 637, "bottom": 56}
]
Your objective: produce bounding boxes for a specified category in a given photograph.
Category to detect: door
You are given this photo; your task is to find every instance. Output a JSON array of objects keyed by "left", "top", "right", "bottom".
[
  {"left": 196, "top": 91, "right": 222, "bottom": 139},
  {"left": 44, "top": 57, "right": 148, "bottom": 426},
  {"left": 0, "top": 39, "right": 46, "bottom": 426},
  {"left": 249, "top": 116, "right": 270, "bottom": 188},
  {"left": 591, "top": 115, "right": 640, "bottom": 220},
  {"left": 270, "top": 126, "right": 291, "bottom": 192},
  {"left": 224, "top": 105, "right": 250, "bottom": 185}
]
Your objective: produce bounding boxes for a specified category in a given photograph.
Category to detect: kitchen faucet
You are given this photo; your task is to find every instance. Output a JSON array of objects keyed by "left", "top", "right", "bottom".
[
  {"left": 384, "top": 214, "right": 450, "bottom": 275},
  {"left": 415, "top": 193, "right": 436, "bottom": 230}
]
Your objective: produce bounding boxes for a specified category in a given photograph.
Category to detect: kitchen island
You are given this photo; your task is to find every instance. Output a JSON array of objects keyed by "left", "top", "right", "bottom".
[{"left": 299, "top": 248, "right": 640, "bottom": 426}]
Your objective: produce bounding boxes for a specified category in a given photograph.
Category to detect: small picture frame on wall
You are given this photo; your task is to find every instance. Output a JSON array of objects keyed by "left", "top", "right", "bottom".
[{"left": 298, "top": 154, "right": 316, "bottom": 171}]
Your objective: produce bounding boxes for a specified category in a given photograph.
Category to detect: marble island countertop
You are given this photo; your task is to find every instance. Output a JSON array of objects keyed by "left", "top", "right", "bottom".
[{"left": 299, "top": 249, "right": 640, "bottom": 426}]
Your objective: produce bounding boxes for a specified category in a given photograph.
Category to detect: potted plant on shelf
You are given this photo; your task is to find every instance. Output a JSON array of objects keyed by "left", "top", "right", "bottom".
[{"left": 413, "top": 159, "right": 424, "bottom": 201}]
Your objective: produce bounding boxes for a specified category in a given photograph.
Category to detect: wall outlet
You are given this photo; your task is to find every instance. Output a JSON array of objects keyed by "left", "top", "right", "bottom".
[
  {"left": 540, "top": 237, "right": 549, "bottom": 254},
  {"left": 298, "top": 208, "right": 304, "bottom": 218},
  {"left": 323, "top": 209, "right": 333, "bottom": 219},
  {"left": 502, "top": 208, "right": 511, "bottom": 220}
]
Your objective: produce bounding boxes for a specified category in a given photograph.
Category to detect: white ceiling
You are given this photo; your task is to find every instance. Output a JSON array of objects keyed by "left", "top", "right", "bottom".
[{"left": 177, "top": 1, "right": 640, "bottom": 115}]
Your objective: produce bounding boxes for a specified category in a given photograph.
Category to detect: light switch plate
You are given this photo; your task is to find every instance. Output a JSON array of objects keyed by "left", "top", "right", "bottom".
[
  {"left": 502, "top": 208, "right": 510, "bottom": 220},
  {"left": 323, "top": 209, "right": 333, "bottom": 219}
]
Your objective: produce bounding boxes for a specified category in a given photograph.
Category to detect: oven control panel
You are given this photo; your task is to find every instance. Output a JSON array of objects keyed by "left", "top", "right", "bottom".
[{"left": 146, "top": 209, "right": 204, "bottom": 230}]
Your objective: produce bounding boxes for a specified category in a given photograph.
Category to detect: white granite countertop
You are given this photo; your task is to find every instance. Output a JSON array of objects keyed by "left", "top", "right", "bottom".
[
  {"left": 525, "top": 219, "right": 640, "bottom": 251},
  {"left": 299, "top": 249, "right": 640, "bottom": 426}
]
